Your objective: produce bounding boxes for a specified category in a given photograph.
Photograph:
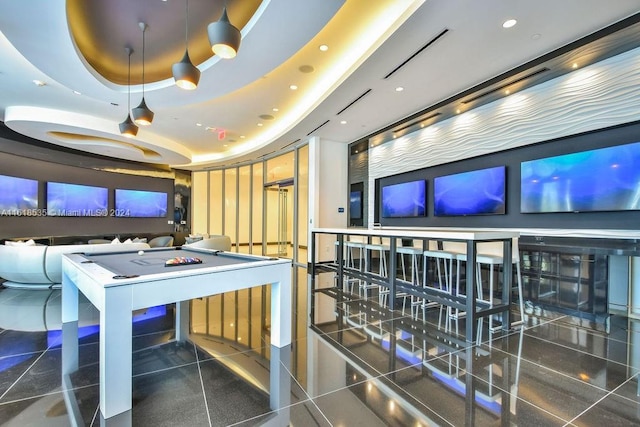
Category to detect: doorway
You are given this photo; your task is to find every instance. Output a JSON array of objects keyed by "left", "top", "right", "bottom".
[{"left": 265, "top": 179, "right": 294, "bottom": 258}]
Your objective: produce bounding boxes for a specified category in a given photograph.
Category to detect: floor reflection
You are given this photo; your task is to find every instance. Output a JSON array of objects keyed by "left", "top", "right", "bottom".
[{"left": 2, "top": 283, "right": 640, "bottom": 426}]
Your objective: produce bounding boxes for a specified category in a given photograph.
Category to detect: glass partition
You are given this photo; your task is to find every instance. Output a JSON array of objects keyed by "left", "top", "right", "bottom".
[
  {"left": 209, "top": 170, "right": 223, "bottom": 235},
  {"left": 238, "top": 166, "right": 251, "bottom": 254},
  {"left": 224, "top": 168, "right": 237, "bottom": 250}
]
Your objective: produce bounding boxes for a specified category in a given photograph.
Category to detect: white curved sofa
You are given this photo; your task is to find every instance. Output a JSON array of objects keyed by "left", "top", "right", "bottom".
[
  {"left": 0, "top": 242, "right": 150, "bottom": 288},
  {"left": 183, "top": 235, "right": 231, "bottom": 251}
]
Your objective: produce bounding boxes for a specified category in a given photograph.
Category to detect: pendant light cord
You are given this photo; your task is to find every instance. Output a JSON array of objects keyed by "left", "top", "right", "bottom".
[
  {"left": 141, "top": 26, "right": 146, "bottom": 97},
  {"left": 127, "top": 48, "right": 132, "bottom": 113},
  {"left": 185, "top": 0, "right": 189, "bottom": 48}
]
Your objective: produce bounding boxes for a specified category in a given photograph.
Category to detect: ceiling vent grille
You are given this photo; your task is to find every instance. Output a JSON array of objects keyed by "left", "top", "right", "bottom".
[
  {"left": 281, "top": 138, "right": 301, "bottom": 149},
  {"left": 307, "top": 120, "right": 330, "bottom": 136},
  {"left": 383, "top": 28, "right": 449, "bottom": 80},
  {"left": 336, "top": 89, "right": 372, "bottom": 115}
]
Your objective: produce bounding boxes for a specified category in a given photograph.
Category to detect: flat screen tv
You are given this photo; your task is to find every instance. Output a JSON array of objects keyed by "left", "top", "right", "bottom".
[
  {"left": 381, "top": 179, "right": 426, "bottom": 218},
  {"left": 521, "top": 141, "right": 640, "bottom": 213},
  {"left": 0, "top": 174, "right": 38, "bottom": 215},
  {"left": 47, "top": 182, "right": 108, "bottom": 216},
  {"left": 115, "top": 189, "right": 168, "bottom": 218},
  {"left": 349, "top": 191, "right": 362, "bottom": 219},
  {"left": 434, "top": 166, "right": 506, "bottom": 216}
]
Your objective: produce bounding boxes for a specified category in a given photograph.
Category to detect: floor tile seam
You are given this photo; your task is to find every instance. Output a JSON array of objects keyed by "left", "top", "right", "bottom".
[
  {"left": 448, "top": 365, "right": 575, "bottom": 425},
  {"left": 599, "top": 371, "right": 640, "bottom": 405},
  {"left": 132, "top": 327, "right": 175, "bottom": 339},
  {"left": 90, "top": 404, "right": 99, "bottom": 426},
  {"left": 278, "top": 362, "right": 333, "bottom": 426},
  {"left": 317, "top": 335, "right": 398, "bottom": 379},
  {"left": 131, "top": 358, "right": 201, "bottom": 379},
  {"left": 0, "top": 346, "right": 48, "bottom": 402},
  {"left": 190, "top": 334, "right": 271, "bottom": 360},
  {"left": 0, "top": 382, "right": 95, "bottom": 407},
  {"left": 532, "top": 317, "right": 637, "bottom": 347},
  {"left": 354, "top": 368, "right": 456, "bottom": 427},
  {"left": 393, "top": 382, "right": 475, "bottom": 427},
  {"left": 223, "top": 397, "right": 329, "bottom": 427},
  {"left": 564, "top": 380, "right": 625, "bottom": 426},
  {"left": 193, "top": 342, "right": 214, "bottom": 427},
  {"left": 520, "top": 331, "right": 633, "bottom": 371},
  {"left": 484, "top": 343, "right": 625, "bottom": 396},
  {"left": 315, "top": 315, "right": 444, "bottom": 341},
  {"left": 300, "top": 351, "right": 454, "bottom": 426},
  {"left": 0, "top": 348, "right": 46, "bottom": 360},
  {"left": 527, "top": 315, "right": 640, "bottom": 350},
  {"left": 522, "top": 314, "right": 571, "bottom": 331}
]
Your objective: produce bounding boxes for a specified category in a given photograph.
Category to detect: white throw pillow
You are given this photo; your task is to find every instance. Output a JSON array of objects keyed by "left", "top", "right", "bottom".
[
  {"left": 111, "top": 238, "right": 121, "bottom": 244},
  {"left": 5, "top": 239, "right": 36, "bottom": 246},
  {"left": 123, "top": 238, "right": 133, "bottom": 244}
]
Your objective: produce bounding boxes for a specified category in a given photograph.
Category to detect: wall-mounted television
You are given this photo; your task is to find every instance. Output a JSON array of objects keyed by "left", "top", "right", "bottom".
[
  {"left": 47, "top": 182, "right": 108, "bottom": 216},
  {"left": 0, "top": 174, "right": 38, "bottom": 215},
  {"left": 381, "top": 179, "right": 426, "bottom": 218},
  {"left": 350, "top": 191, "right": 362, "bottom": 220},
  {"left": 115, "top": 189, "right": 168, "bottom": 218},
  {"left": 434, "top": 166, "right": 506, "bottom": 216},
  {"left": 521, "top": 141, "right": 640, "bottom": 213}
]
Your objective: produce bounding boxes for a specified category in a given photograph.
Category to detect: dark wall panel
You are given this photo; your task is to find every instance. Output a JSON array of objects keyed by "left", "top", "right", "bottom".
[
  {"left": 377, "top": 121, "right": 640, "bottom": 230},
  {"left": 0, "top": 152, "right": 174, "bottom": 239}
]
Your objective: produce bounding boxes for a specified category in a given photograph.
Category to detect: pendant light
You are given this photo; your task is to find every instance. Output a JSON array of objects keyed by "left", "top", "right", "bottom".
[
  {"left": 119, "top": 47, "right": 138, "bottom": 138},
  {"left": 207, "top": 2, "right": 241, "bottom": 59},
  {"left": 172, "top": 0, "right": 200, "bottom": 90},
  {"left": 132, "top": 22, "right": 154, "bottom": 126}
]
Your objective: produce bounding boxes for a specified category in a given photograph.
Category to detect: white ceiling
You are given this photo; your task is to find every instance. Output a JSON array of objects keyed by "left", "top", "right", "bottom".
[{"left": 0, "top": 0, "right": 639, "bottom": 170}]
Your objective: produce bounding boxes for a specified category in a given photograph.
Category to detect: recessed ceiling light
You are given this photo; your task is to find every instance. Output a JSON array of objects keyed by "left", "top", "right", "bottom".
[
  {"left": 272, "top": 107, "right": 279, "bottom": 112},
  {"left": 73, "top": 90, "right": 81, "bottom": 95},
  {"left": 531, "top": 33, "right": 541, "bottom": 40},
  {"left": 196, "top": 123, "right": 202, "bottom": 127},
  {"left": 355, "top": 150, "right": 358, "bottom": 153},
  {"left": 240, "top": 135, "right": 245, "bottom": 139},
  {"left": 340, "top": 120, "right": 347, "bottom": 124},
  {"left": 505, "top": 89, "right": 510, "bottom": 95},
  {"left": 502, "top": 19, "right": 517, "bottom": 29},
  {"left": 395, "top": 86, "right": 404, "bottom": 92},
  {"left": 456, "top": 109, "right": 461, "bottom": 114},
  {"left": 257, "top": 123, "right": 263, "bottom": 127},
  {"left": 223, "top": 144, "right": 228, "bottom": 147},
  {"left": 319, "top": 44, "right": 329, "bottom": 52},
  {"left": 289, "top": 84, "right": 298, "bottom": 90},
  {"left": 572, "top": 63, "right": 578, "bottom": 69},
  {"left": 32, "top": 79, "right": 46, "bottom": 86}
]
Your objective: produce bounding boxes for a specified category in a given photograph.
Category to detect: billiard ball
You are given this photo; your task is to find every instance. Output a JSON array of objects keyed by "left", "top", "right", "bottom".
[{"left": 138, "top": 250, "right": 144, "bottom": 255}]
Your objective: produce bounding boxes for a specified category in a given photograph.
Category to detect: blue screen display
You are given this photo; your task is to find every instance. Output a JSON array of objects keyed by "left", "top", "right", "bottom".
[
  {"left": 434, "top": 166, "right": 506, "bottom": 216},
  {"left": 349, "top": 191, "right": 362, "bottom": 219},
  {"left": 115, "top": 189, "right": 167, "bottom": 217},
  {"left": 381, "top": 180, "right": 426, "bottom": 218},
  {"left": 47, "top": 182, "right": 108, "bottom": 216},
  {"left": 521, "top": 142, "right": 640, "bottom": 213},
  {"left": 0, "top": 175, "right": 38, "bottom": 215}
]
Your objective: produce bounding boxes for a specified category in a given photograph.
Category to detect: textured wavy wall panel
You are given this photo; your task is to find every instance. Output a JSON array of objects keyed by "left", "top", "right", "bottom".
[{"left": 368, "top": 46, "right": 640, "bottom": 225}]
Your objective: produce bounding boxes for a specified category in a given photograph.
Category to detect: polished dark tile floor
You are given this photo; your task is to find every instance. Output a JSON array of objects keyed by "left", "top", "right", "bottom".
[{"left": 1, "top": 285, "right": 640, "bottom": 426}]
